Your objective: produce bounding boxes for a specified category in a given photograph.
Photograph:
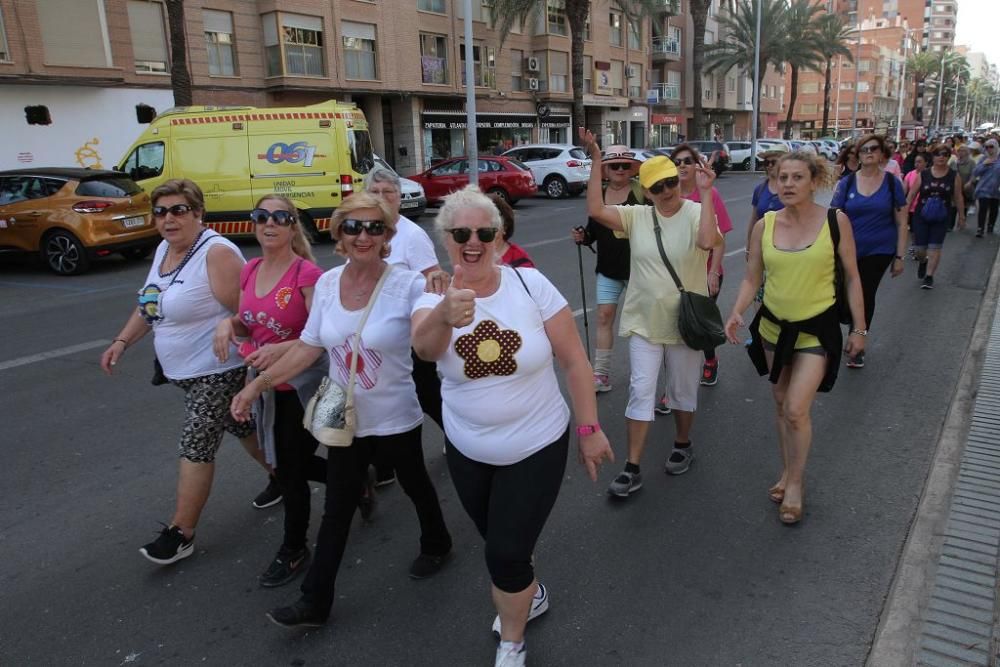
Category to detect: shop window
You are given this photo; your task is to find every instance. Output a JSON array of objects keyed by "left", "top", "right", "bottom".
[
  {"left": 609, "top": 12, "right": 623, "bottom": 47},
  {"left": 204, "top": 9, "right": 237, "bottom": 76},
  {"left": 547, "top": 0, "right": 568, "bottom": 36},
  {"left": 549, "top": 51, "right": 568, "bottom": 93},
  {"left": 263, "top": 12, "right": 325, "bottom": 77},
  {"left": 511, "top": 49, "right": 523, "bottom": 91},
  {"left": 128, "top": 1, "right": 169, "bottom": 74},
  {"left": 343, "top": 21, "right": 377, "bottom": 80},
  {"left": 38, "top": 0, "right": 112, "bottom": 68},
  {"left": 0, "top": 7, "right": 9, "bottom": 62},
  {"left": 421, "top": 34, "right": 449, "bottom": 85},
  {"left": 418, "top": 0, "right": 447, "bottom": 13}
]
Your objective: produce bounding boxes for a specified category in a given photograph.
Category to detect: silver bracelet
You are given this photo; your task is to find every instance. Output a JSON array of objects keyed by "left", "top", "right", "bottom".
[{"left": 850, "top": 329, "right": 868, "bottom": 337}]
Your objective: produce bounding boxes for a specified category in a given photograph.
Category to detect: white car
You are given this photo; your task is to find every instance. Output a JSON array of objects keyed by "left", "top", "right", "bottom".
[
  {"left": 811, "top": 140, "right": 839, "bottom": 160},
  {"left": 374, "top": 155, "right": 427, "bottom": 218},
  {"left": 727, "top": 141, "right": 786, "bottom": 170},
  {"left": 502, "top": 144, "right": 591, "bottom": 198}
]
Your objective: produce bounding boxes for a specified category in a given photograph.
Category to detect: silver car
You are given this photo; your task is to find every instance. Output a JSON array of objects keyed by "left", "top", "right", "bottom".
[
  {"left": 502, "top": 144, "right": 591, "bottom": 198},
  {"left": 374, "top": 155, "right": 427, "bottom": 218}
]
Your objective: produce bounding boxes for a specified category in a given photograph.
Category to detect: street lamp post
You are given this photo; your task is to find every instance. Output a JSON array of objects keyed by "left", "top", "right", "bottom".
[
  {"left": 750, "top": 0, "right": 762, "bottom": 170},
  {"left": 851, "top": 20, "right": 863, "bottom": 137},
  {"left": 933, "top": 48, "right": 946, "bottom": 133},
  {"left": 894, "top": 26, "right": 914, "bottom": 143}
]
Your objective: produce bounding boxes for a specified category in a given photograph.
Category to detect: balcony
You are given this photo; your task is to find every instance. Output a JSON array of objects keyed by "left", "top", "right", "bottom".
[
  {"left": 652, "top": 36, "right": 681, "bottom": 61},
  {"left": 654, "top": 0, "right": 680, "bottom": 16},
  {"left": 653, "top": 82, "right": 682, "bottom": 104}
]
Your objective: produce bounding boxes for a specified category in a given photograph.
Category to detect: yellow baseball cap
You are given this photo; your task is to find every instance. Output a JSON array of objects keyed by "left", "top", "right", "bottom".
[{"left": 639, "top": 156, "right": 679, "bottom": 189}]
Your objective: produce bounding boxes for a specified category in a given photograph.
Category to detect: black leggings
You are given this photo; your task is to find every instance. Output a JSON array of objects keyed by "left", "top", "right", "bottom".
[
  {"left": 978, "top": 199, "right": 1000, "bottom": 233},
  {"left": 445, "top": 428, "right": 569, "bottom": 593},
  {"left": 375, "top": 352, "right": 443, "bottom": 478},
  {"left": 705, "top": 273, "right": 724, "bottom": 361},
  {"left": 300, "top": 425, "right": 452, "bottom": 613},
  {"left": 856, "top": 254, "right": 894, "bottom": 331},
  {"left": 272, "top": 391, "right": 326, "bottom": 551}
]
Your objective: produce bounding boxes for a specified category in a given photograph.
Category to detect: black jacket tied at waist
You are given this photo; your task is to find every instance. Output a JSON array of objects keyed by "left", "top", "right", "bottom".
[{"left": 747, "top": 302, "right": 843, "bottom": 393}]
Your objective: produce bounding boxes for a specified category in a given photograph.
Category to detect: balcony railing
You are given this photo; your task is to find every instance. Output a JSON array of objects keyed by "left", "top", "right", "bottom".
[
  {"left": 654, "top": 0, "right": 681, "bottom": 14},
  {"left": 654, "top": 82, "right": 681, "bottom": 102},
  {"left": 652, "top": 37, "right": 681, "bottom": 57}
]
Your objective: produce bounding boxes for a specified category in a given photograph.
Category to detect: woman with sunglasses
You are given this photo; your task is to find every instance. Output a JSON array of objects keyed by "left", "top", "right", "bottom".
[
  {"left": 972, "top": 139, "right": 1000, "bottom": 237},
  {"left": 581, "top": 128, "right": 722, "bottom": 499},
  {"left": 211, "top": 196, "right": 325, "bottom": 587},
  {"left": 671, "top": 143, "right": 734, "bottom": 390},
  {"left": 99, "top": 179, "right": 268, "bottom": 565},
  {"left": 905, "top": 144, "right": 965, "bottom": 289},
  {"left": 231, "top": 192, "right": 452, "bottom": 628},
  {"left": 835, "top": 145, "right": 860, "bottom": 179},
  {"left": 412, "top": 185, "right": 613, "bottom": 667},
  {"left": 725, "top": 152, "right": 866, "bottom": 525},
  {"left": 571, "top": 144, "right": 641, "bottom": 394},
  {"left": 829, "top": 135, "right": 908, "bottom": 369}
]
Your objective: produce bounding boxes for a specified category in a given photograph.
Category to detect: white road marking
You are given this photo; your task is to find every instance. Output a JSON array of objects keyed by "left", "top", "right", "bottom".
[
  {"left": 572, "top": 307, "right": 594, "bottom": 319},
  {"left": 0, "top": 339, "right": 109, "bottom": 372},
  {"left": 523, "top": 236, "right": 570, "bottom": 249},
  {"left": 725, "top": 247, "right": 747, "bottom": 257}
]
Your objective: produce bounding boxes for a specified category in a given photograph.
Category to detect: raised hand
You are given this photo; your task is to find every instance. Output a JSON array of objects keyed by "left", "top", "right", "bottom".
[
  {"left": 442, "top": 265, "right": 476, "bottom": 328},
  {"left": 578, "top": 127, "right": 600, "bottom": 159},
  {"left": 694, "top": 163, "right": 717, "bottom": 192}
]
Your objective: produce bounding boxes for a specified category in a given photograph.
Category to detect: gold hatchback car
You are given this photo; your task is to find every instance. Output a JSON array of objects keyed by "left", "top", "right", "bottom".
[{"left": 0, "top": 168, "right": 159, "bottom": 275}]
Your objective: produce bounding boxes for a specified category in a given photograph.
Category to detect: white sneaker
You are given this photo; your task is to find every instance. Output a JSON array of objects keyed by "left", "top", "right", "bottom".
[
  {"left": 593, "top": 373, "right": 612, "bottom": 393},
  {"left": 495, "top": 641, "right": 527, "bottom": 667},
  {"left": 492, "top": 582, "right": 549, "bottom": 639}
]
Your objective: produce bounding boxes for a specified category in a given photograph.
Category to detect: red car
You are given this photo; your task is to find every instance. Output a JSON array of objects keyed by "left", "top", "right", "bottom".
[{"left": 408, "top": 156, "right": 536, "bottom": 206}]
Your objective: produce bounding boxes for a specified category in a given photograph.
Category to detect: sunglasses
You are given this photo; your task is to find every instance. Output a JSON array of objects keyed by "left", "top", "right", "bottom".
[
  {"left": 604, "top": 151, "right": 636, "bottom": 160},
  {"left": 648, "top": 177, "right": 680, "bottom": 194},
  {"left": 607, "top": 163, "right": 632, "bottom": 171},
  {"left": 446, "top": 227, "right": 498, "bottom": 243},
  {"left": 859, "top": 145, "right": 881, "bottom": 154},
  {"left": 763, "top": 159, "right": 778, "bottom": 167},
  {"left": 674, "top": 156, "right": 696, "bottom": 166},
  {"left": 340, "top": 219, "right": 387, "bottom": 236},
  {"left": 152, "top": 204, "right": 194, "bottom": 218},
  {"left": 933, "top": 151, "right": 950, "bottom": 157},
  {"left": 250, "top": 208, "right": 295, "bottom": 226}
]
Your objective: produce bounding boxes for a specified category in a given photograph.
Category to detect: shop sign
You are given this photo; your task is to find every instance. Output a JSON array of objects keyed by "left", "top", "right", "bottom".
[
  {"left": 652, "top": 114, "right": 682, "bottom": 125},
  {"left": 423, "top": 118, "right": 535, "bottom": 130},
  {"left": 594, "top": 61, "right": 613, "bottom": 96}
]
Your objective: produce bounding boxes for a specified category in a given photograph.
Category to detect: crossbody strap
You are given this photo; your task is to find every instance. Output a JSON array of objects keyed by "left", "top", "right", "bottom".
[
  {"left": 650, "top": 207, "right": 686, "bottom": 293},
  {"left": 344, "top": 264, "right": 394, "bottom": 408}
]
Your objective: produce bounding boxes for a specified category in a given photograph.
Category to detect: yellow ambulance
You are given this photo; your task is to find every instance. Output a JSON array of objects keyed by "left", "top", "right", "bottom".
[{"left": 116, "top": 100, "right": 374, "bottom": 240}]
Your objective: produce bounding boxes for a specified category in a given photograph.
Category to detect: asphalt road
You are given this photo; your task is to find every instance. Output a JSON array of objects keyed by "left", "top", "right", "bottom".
[{"left": 1, "top": 174, "right": 995, "bottom": 666}]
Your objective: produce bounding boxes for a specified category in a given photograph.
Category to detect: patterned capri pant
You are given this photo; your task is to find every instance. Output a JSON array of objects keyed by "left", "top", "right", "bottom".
[{"left": 170, "top": 366, "right": 256, "bottom": 463}]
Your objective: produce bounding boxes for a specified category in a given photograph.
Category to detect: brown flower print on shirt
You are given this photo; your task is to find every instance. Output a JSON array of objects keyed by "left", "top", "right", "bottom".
[{"left": 455, "top": 320, "right": 522, "bottom": 379}]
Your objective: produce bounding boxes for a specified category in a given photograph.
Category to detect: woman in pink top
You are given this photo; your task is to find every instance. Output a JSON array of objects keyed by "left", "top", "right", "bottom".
[
  {"left": 904, "top": 153, "right": 928, "bottom": 212},
  {"left": 213, "top": 195, "right": 324, "bottom": 588}
]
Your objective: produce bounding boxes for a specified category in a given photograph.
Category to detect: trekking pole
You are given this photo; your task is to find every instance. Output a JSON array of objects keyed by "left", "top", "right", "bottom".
[{"left": 576, "top": 241, "right": 592, "bottom": 363}]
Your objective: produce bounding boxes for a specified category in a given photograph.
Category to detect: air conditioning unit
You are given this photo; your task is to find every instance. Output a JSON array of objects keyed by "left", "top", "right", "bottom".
[
  {"left": 528, "top": 77, "right": 540, "bottom": 91},
  {"left": 627, "top": 65, "right": 638, "bottom": 78},
  {"left": 526, "top": 57, "right": 541, "bottom": 72}
]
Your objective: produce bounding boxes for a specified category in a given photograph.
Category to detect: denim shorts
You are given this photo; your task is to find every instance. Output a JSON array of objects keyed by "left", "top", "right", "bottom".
[
  {"left": 911, "top": 212, "right": 948, "bottom": 250},
  {"left": 596, "top": 273, "right": 627, "bottom": 305}
]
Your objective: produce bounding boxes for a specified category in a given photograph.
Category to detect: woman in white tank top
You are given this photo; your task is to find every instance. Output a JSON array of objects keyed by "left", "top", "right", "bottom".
[{"left": 99, "top": 179, "right": 272, "bottom": 566}]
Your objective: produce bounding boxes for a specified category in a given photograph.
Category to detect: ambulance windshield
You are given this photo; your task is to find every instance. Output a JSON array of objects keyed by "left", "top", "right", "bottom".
[{"left": 348, "top": 129, "right": 375, "bottom": 174}]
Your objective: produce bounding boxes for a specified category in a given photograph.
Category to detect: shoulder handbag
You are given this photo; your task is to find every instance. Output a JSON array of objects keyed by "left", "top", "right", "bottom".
[
  {"left": 826, "top": 209, "right": 852, "bottom": 325},
  {"left": 650, "top": 208, "right": 726, "bottom": 352},
  {"left": 302, "top": 264, "right": 394, "bottom": 447}
]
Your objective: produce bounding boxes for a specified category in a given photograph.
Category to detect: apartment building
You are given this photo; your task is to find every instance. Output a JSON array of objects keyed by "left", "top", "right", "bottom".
[{"left": 0, "top": 0, "right": 652, "bottom": 174}]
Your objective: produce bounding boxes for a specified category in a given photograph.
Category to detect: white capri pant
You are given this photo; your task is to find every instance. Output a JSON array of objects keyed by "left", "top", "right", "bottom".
[{"left": 625, "top": 334, "right": 703, "bottom": 420}]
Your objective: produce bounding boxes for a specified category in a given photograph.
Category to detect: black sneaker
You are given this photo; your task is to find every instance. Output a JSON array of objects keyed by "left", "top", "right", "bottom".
[
  {"left": 253, "top": 475, "right": 283, "bottom": 509},
  {"left": 259, "top": 546, "right": 311, "bottom": 588},
  {"left": 139, "top": 524, "right": 194, "bottom": 565},
  {"left": 977, "top": 230, "right": 985, "bottom": 238},
  {"left": 409, "top": 551, "right": 451, "bottom": 579},
  {"left": 266, "top": 599, "right": 328, "bottom": 629},
  {"left": 921, "top": 275, "right": 934, "bottom": 290},
  {"left": 846, "top": 351, "right": 865, "bottom": 369},
  {"left": 917, "top": 260, "right": 928, "bottom": 280}
]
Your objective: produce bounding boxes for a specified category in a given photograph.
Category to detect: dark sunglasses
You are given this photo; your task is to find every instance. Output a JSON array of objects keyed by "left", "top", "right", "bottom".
[
  {"left": 607, "top": 163, "right": 632, "bottom": 171},
  {"left": 340, "top": 219, "right": 387, "bottom": 236},
  {"left": 648, "top": 177, "right": 680, "bottom": 194},
  {"left": 859, "top": 145, "right": 881, "bottom": 154},
  {"left": 446, "top": 227, "right": 498, "bottom": 243},
  {"left": 763, "top": 159, "right": 778, "bottom": 167},
  {"left": 250, "top": 208, "right": 295, "bottom": 226},
  {"left": 933, "top": 151, "right": 950, "bottom": 157},
  {"left": 674, "top": 156, "right": 696, "bottom": 166},
  {"left": 152, "top": 204, "right": 194, "bottom": 218}
]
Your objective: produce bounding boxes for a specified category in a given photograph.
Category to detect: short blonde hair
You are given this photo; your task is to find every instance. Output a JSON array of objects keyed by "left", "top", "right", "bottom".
[
  {"left": 331, "top": 192, "right": 397, "bottom": 258},
  {"left": 435, "top": 185, "right": 502, "bottom": 241},
  {"left": 254, "top": 194, "right": 316, "bottom": 263}
]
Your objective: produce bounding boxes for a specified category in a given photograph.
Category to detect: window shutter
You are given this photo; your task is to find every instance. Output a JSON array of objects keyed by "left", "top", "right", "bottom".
[
  {"left": 37, "top": 0, "right": 109, "bottom": 67},
  {"left": 127, "top": 1, "right": 168, "bottom": 64},
  {"left": 281, "top": 13, "right": 323, "bottom": 32},
  {"left": 341, "top": 21, "right": 376, "bottom": 40},
  {"left": 203, "top": 9, "right": 233, "bottom": 35}
]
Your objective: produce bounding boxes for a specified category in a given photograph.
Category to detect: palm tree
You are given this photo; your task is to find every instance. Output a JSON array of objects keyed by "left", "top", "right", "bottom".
[
  {"left": 938, "top": 54, "right": 969, "bottom": 127},
  {"left": 813, "top": 14, "right": 854, "bottom": 137},
  {"left": 688, "top": 0, "right": 712, "bottom": 139},
  {"left": 777, "top": 0, "right": 823, "bottom": 139},
  {"left": 165, "top": 0, "right": 192, "bottom": 106},
  {"left": 492, "top": 1, "right": 660, "bottom": 145},
  {"left": 906, "top": 51, "right": 939, "bottom": 122},
  {"left": 704, "top": 0, "right": 787, "bottom": 138}
]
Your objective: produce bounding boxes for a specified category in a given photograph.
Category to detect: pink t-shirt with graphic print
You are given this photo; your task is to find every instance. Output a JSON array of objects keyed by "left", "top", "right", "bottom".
[{"left": 239, "top": 257, "right": 324, "bottom": 347}]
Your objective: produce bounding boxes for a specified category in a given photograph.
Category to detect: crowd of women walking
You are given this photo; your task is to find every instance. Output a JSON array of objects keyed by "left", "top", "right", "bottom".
[{"left": 98, "top": 125, "right": 1000, "bottom": 666}]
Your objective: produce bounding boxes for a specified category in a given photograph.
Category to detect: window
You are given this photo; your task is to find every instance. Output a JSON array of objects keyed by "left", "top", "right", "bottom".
[
  {"left": 511, "top": 49, "right": 523, "bottom": 91},
  {"left": 342, "top": 22, "right": 377, "bottom": 80},
  {"left": 263, "top": 13, "right": 325, "bottom": 77},
  {"left": 609, "top": 12, "right": 623, "bottom": 47},
  {"left": 610, "top": 60, "right": 624, "bottom": 95},
  {"left": 457, "top": 0, "right": 486, "bottom": 21},
  {"left": 583, "top": 9, "right": 592, "bottom": 40},
  {"left": 583, "top": 55, "right": 593, "bottom": 93},
  {"left": 801, "top": 82, "right": 818, "bottom": 93},
  {"left": 858, "top": 59, "right": 871, "bottom": 72},
  {"left": 532, "top": 51, "right": 548, "bottom": 89},
  {"left": 628, "top": 21, "right": 641, "bottom": 50},
  {"left": 728, "top": 77, "right": 736, "bottom": 92},
  {"left": 857, "top": 80, "right": 870, "bottom": 92},
  {"left": 461, "top": 42, "right": 495, "bottom": 87},
  {"left": 120, "top": 142, "right": 165, "bottom": 181},
  {"left": 204, "top": 9, "right": 237, "bottom": 76},
  {"left": 0, "top": 6, "right": 9, "bottom": 62},
  {"left": 800, "top": 103, "right": 818, "bottom": 114},
  {"left": 128, "top": 1, "right": 169, "bottom": 73},
  {"left": 420, "top": 33, "right": 449, "bottom": 84},
  {"left": 705, "top": 29, "right": 715, "bottom": 46},
  {"left": 547, "top": 0, "right": 568, "bottom": 36},
  {"left": 418, "top": 0, "right": 446, "bottom": 13},
  {"left": 37, "top": 0, "right": 112, "bottom": 67},
  {"left": 628, "top": 63, "right": 642, "bottom": 97},
  {"left": 840, "top": 81, "right": 854, "bottom": 90},
  {"left": 549, "top": 51, "right": 568, "bottom": 92}
]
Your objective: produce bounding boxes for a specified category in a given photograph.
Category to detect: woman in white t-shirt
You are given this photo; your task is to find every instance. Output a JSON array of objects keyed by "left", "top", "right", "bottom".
[
  {"left": 365, "top": 165, "right": 444, "bottom": 486},
  {"left": 411, "top": 185, "right": 613, "bottom": 667},
  {"left": 582, "top": 127, "right": 722, "bottom": 500},
  {"left": 230, "top": 193, "right": 452, "bottom": 629}
]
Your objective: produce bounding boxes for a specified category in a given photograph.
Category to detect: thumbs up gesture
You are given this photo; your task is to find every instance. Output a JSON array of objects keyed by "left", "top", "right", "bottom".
[{"left": 443, "top": 265, "right": 477, "bottom": 328}]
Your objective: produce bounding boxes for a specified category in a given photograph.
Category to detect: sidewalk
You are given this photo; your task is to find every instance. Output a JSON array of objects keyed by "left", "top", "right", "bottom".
[{"left": 869, "top": 242, "right": 1000, "bottom": 667}]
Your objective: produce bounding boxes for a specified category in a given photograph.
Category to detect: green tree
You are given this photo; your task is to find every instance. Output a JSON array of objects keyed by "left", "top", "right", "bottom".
[
  {"left": 165, "top": 0, "right": 192, "bottom": 106},
  {"left": 813, "top": 14, "right": 855, "bottom": 137},
  {"left": 776, "top": 0, "right": 823, "bottom": 139},
  {"left": 704, "top": 0, "right": 787, "bottom": 138},
  {"left": 906, "top": 51, "right": 939, "bottom": 122}
]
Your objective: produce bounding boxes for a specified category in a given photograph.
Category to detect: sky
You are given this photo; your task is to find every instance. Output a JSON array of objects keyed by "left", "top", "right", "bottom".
[{"left": 954, "top": 0, "right": 1000, "bottom": 69}]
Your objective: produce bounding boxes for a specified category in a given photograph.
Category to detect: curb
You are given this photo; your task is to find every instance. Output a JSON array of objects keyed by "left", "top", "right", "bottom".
[{"left": 867, "top": 241, "right": 1000, "bottom": 666}]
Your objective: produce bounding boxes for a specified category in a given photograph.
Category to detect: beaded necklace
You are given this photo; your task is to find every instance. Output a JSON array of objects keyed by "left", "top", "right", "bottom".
[{"left": 158, "top": 227, "right": 208, "bottom": 279}]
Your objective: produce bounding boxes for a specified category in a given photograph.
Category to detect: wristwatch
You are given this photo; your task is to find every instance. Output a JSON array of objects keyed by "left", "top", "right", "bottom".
[{"left": 576, "top": 424, "right": 601, "bottom": 437}]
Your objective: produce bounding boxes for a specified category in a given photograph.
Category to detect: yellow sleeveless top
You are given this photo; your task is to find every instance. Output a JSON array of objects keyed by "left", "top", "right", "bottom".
[{"left": 758, "top": 211, "right": 837, "bottom": 349}]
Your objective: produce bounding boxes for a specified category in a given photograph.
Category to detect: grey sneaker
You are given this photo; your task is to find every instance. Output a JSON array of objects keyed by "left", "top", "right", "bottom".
[
  {"left": 492, "top": 582, "right": 549, "bottom": 639},
  {"left": 664, "top": 446, "right": 694, "bottom": 475},
  {"left": 608, "top": 470, "right": 643, "bottom": 497}
]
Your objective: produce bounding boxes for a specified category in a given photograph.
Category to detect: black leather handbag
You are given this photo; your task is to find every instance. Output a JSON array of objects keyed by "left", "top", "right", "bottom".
[{"left": 650, "top": 208, "right": 727, "bottom": 352}]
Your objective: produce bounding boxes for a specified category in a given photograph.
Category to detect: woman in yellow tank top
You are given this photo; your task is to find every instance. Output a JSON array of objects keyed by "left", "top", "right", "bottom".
[{"left": 724, "top": 152, "right": 867, "bottom": 525}]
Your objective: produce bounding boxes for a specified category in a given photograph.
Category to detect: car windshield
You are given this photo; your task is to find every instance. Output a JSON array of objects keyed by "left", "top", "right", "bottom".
[
  {"left": 75, "top": 177, "right": 142, "bottom": 197},
  {"left": 505, "top": 159, "right": 530, "bottom": 171}
]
